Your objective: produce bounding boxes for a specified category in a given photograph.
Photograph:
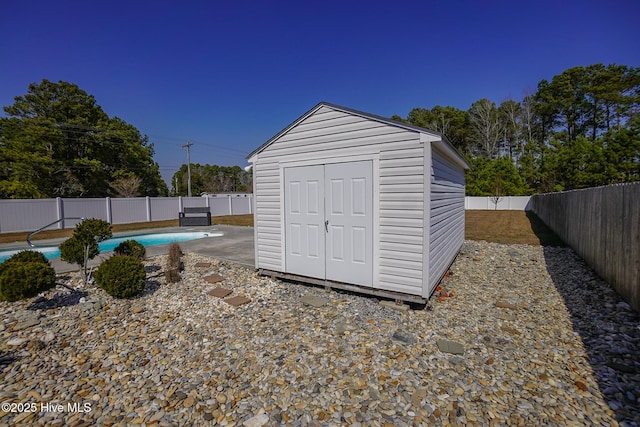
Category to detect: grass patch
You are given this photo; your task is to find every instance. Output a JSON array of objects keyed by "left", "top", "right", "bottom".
[
  {"left": 465, "top": 210, "right": 564, "bottom": 246},
  {"left": 2, "top": 211, "right": 561, "bottom": 247},
  {"left": 212, "top": 214, "right": 254, "bottom": 227}
]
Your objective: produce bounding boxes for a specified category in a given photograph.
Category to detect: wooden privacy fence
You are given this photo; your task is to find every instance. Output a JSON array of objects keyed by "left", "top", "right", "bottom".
[
  {"left": 530, "top": 183, "right": 640, "bottom": 313},
  {"left": 0, "top": 195, "right": 253, "bottom": 234}
]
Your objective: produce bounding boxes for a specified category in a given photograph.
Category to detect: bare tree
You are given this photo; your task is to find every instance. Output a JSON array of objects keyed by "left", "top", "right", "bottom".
[
  {"left": 427, "top": 112, "right": 451, "bottom": 139},
  {"left": 469, "top": 98, "right": 504, "bottom": 158},
  {"left": 110, "top": 176, "right": 142, "bottom": 197},
  {"left": 499, "top": 99, "right": 523, "bottom": 161},
  {"left": 520, "top": 88, "right": 536, "bottom": 145}
]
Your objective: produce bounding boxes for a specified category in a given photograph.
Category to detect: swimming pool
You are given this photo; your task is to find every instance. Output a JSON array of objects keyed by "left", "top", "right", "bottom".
[{"left": 0, "top": 231, "right": 222, "bottom": 263}]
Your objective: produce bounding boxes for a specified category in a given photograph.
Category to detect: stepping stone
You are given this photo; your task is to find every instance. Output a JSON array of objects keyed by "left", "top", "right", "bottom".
[
  {"left": 391, "top": 329, "right": 416, "bottom": 345},
  {"left": 481, "top": 335, "right": 515, "bottom": 351},
  {"left": 436, "top": 339, "right": 465, "bottom": 355},
  {"left": 301, "top": 295, "right": 329, "bottom": 308},
  {"left": 225, "top": 296, "right": 251, "bottom": 307},
  {"left": 194, "top": 262, "right": 212, "bottom": 268},
  {"left": 208, "top": 287, "right": 233, "bottom": 298},
  {"left": 495, "top": 301, "right": 518, "bottom": 310},
  {"left": 496, "top": 312, "right": 516, "bottom": 321},
  {"left": 204, "top": 274, "right": 225, "bottom": 284}
]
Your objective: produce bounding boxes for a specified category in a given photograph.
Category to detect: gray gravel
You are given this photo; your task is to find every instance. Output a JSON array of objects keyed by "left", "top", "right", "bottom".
[{"left": 0, "top": 240, "right": 638, "bottom": 426}]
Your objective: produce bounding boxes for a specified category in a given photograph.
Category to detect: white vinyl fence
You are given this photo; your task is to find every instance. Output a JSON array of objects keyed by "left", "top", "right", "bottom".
[
  {"left": 465, "top": 196, "right": 531, "bottom": 210},
  {"left": 0, "top": 195, "right": 253, "bottom": 233}
]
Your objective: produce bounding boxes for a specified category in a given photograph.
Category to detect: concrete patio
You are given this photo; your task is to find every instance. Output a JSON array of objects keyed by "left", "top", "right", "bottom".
[{"left": 0, "top": 225, "right": 255, "bottom": 273}]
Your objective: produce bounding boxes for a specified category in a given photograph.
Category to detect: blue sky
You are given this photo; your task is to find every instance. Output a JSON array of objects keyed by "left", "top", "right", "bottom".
[{"left": 2, "top": 0, "right": 639, "bottom": 186}]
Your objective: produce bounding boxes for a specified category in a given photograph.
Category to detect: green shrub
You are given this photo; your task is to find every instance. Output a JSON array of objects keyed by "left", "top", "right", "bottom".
[
  {"left": 59, "top": 218, "right": 112, "bottom": 284},
  {"left": 114, "top": 240, "right": 146, "bottom": 260},
  {"left": 94, "top": 255, "right": 147, "bottom": 298},
  {"left": 74, "top": 218, "right": 113, "bottom": 244},
  {"left": 0, "top": 262, "right": 56, "bottom": 302},
  {"left": 6, "top": 250, "right": 51, "bottom": 266},
  {"left": 60, "top": 235, "right": 98, "bottom": 265}
]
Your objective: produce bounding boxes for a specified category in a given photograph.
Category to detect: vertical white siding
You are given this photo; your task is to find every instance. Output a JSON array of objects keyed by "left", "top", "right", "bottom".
[{"left": 429, "top": 149, "right": 466, "bottom": 290}]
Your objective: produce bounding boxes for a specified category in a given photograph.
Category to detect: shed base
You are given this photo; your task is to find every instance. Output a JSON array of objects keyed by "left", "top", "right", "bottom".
[{"left": 258, "top": 269, "right": 428, "bottom": 305}]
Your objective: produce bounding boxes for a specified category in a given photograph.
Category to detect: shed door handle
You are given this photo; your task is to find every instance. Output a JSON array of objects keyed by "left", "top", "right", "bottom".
[{"left": 325, "top": 220, "right": 329, "bottom": 233}]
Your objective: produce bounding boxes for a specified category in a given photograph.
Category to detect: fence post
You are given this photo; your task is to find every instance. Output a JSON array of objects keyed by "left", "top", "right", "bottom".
[
  {"left": 249, "top": 195, "right": 252, "bottom": 214},
  {"left": 228, "top": 195, "right": 233, "bottom": 215},
  {"left": 56, "top": 197, "right": 64, "bottom": 229},
  {"left": 105, "top": 197, "right": 112, "bottom": 224},
  {"left": 178, "top": 196, "right": 183, "bottom": 214},
  {"left": 146, "top": 196, "right": 151, "bottom": 222}
]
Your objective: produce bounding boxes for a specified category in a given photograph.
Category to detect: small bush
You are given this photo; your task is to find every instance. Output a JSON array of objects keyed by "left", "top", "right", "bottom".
[
  {"left": 114, "top": 240, "right": 146, "bottom": 260},
  {"left": 94, "top": 255, "right": 147, "bottom": 298},
  {"left": 6, "top": 250, "right": 51, "bottom": 266},
  {"left": 74, "top": 218, "right": 113, "bottom": 243},
  {"left": 59, "top": 218, "right": 112, "bottom": 284},
  {"left": 164, "top": 243, "right": 183, "bottom": 283},
  {"left": 0, "top": 262, "right": 56, "bottom": 302},
  {"left": 60, "top": 235, "right": 98, "bottom": 264}
]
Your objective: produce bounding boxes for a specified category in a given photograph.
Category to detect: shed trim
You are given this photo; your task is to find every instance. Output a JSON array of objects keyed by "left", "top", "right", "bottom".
[{"left": 422, "top": 141, "right": 432, "bottom": 298}]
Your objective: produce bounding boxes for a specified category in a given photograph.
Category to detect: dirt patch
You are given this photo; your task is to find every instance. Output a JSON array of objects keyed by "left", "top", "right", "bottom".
[{"left": 465, "top": 210, "right": 565, "bottom": 246}]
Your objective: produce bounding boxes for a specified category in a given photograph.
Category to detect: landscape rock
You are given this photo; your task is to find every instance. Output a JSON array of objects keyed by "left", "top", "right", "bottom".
[
  {"left": 243, "top": 413, "right": 269, "bottom": 427},
  {"left": 0, "top": 243, "right": 637, "bottom": 426}
]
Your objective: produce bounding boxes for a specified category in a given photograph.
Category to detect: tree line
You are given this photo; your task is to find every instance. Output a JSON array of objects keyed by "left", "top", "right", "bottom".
[
  {"left": 0, "top": 79, "right": 252, "bottom": 199},
  {"left": 392, "top": 63, "right": 640, "bottom": 196},
  {"left": 0, "top": 80, "right": 167, "bottom": 198},
  {"left": 2, "top": 66, "right": 638, "bottom": 199},
  {"left": 170, "top": 164, "right": 252, "bottom": 196}
]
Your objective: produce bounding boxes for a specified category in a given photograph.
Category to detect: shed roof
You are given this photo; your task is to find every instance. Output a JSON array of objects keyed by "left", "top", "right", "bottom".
[{"left": 248, "top": 101, "right": 470, "bottom": 169}]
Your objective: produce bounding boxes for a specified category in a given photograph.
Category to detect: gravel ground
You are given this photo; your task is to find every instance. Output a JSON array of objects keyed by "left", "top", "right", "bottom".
[{"left": 0, "top": 240, "right": 638, "bottom": 426}]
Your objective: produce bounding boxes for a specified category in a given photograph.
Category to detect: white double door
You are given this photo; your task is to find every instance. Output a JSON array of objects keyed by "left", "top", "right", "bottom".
[{"left": 284, "top": 161, "right": 373, "bottom": 286}]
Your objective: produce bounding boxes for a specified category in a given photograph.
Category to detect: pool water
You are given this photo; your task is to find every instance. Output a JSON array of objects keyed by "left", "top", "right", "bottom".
[{"left": 0, "top": 232, "right": 221, "bottom": 263}]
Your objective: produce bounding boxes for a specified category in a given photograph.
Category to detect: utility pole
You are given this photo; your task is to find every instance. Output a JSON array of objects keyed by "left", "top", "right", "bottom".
[{"left": 180, "top": 141, "right": 193, "bottom": 197}]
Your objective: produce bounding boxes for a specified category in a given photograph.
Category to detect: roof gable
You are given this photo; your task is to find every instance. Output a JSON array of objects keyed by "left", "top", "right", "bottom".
[{"left": 248, "top": 102, "right": 469, "bottom": 170}]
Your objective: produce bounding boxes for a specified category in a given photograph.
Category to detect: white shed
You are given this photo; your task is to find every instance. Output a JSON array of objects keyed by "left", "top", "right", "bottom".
[{"left": 247, "top": 102, "right": 470, "bottom": 303}]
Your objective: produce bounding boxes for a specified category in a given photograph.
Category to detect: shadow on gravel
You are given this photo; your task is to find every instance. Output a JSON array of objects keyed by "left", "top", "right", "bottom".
[
  {"left": 528, "top": 212, "right": 640, "bottom": 425},
  {"left": 27, "top": 289, "right": 89, "bottom": 310},
  {"left": 142, "top": 280, "right": 162, "bottom": 297},
  {"left": 525, "top": 211, "right": 566, "bottom": 247}
]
